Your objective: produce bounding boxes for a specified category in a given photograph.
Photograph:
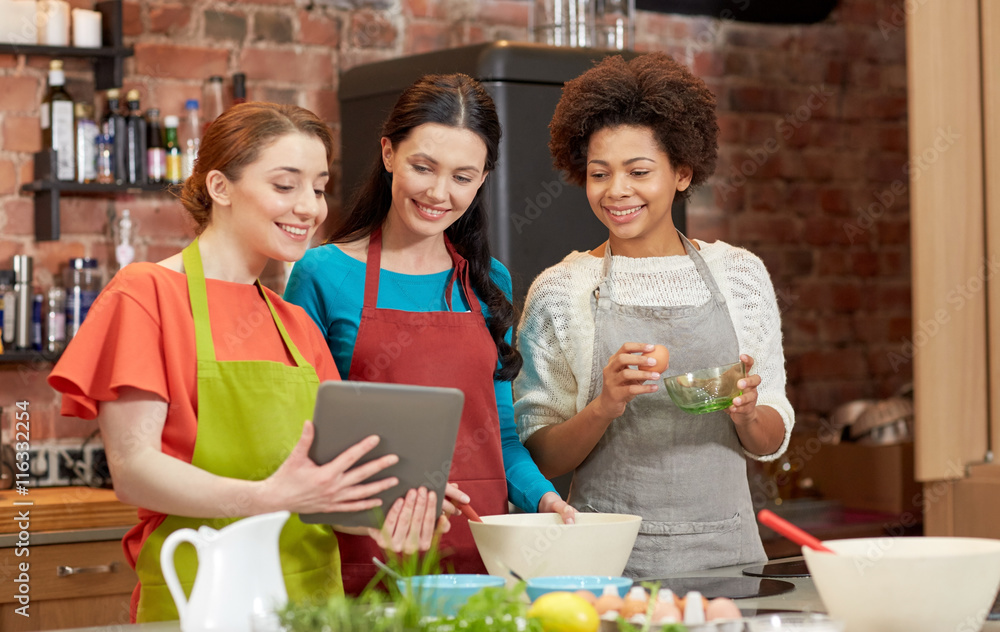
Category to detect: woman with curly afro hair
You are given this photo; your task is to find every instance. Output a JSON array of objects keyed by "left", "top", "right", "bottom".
[{"left": 513, "top": 53, "right": 794, "bottom": 577}]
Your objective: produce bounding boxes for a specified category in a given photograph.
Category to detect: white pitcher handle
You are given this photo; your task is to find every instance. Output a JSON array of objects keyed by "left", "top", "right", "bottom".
[{"left": 160, "top": 528, "right": 202, "bottom": 623}]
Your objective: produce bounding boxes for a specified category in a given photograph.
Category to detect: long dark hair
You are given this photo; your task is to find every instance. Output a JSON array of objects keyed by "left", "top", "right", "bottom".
[{"left": 330, "top": 73, "right": 521, "bottom": 381}]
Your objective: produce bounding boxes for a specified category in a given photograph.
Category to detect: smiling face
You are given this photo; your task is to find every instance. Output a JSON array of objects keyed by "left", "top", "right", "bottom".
[
  {"left": 381, "top": 122, "right": 488, "bottom": 243},
  {"left": 586, "top": 125, "right": 693, "bottom": 257},
  {"left": 219, "top": 131, "right": 330, "bottom": 264}
]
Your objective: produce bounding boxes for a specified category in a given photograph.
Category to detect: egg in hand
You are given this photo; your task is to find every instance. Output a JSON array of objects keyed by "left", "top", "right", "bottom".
[{"left": 641, "top": 344, "right": 670, "bottom": 374}]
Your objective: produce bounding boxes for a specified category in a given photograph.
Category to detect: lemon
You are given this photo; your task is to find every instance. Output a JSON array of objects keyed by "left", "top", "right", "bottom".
[{"left": 527, "top": 591, "right": 600, "bottom": 632}]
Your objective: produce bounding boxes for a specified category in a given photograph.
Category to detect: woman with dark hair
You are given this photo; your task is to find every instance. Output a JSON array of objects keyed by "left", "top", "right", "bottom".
[
  {"left": 285, "top": 73, "right": 575, "bottom": 593},
  {"left": 514, "top": 53, "right": 794, "bottom": 577},
  {"left": 49, "top": 102, "right": 446, "bottom": 623}
]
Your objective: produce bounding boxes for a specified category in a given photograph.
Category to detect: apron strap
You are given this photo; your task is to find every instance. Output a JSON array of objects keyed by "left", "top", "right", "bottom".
[
  {"left": 256, "top": 281, "right": 311, "bottom": 368},
  {"left": 677, "top": 232, "right": 727, "bottom": 303},
  {"left": 363, "top": 228, "right": 479, "bottom": 315},
  {"left": 444, "top": 235, "right": 481, "bottom": 315},
  {"left": 182, "top": 239, "right": 311, "bottom": 368},
  {"left": 595, "top": 242, "right": 614, "bottom": 309},
  {"left": 362, "top": 227, "right": 384, "bottom": 309},
  {"left": 182, "top": 239, "right": 217, "bottom": 363},
  {"left": 597, "top": 232, "right": 726, "bottom": 306}
]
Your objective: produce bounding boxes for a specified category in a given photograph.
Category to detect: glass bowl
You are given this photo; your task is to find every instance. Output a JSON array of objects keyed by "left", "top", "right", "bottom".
[
  {"left": 396, "top": 574, "right": 506, "bottom": 616},
  {"left": 663, "top": 360, "right": 745, "bottom": 414},
  {"left": 744, "top": 613, "right": 845, "bottom": 631},
  {"left": 525, "top": 575, "right": 632, "bottom": 601}
]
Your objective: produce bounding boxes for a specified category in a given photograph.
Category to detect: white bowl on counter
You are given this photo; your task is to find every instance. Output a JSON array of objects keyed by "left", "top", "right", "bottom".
[
  {"left": 803, "top": 536, "right": 1000, "bottom": 632},
  {"left": 469, "top": 512, "right": 641, "bottom": 580}
]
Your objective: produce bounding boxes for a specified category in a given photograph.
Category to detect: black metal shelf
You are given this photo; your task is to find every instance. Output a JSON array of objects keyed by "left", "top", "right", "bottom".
[
  {"left": 0, "top": 349, "right": 62, "bottom": 365},
  {"left": 24, "top": 150, "right": 178, "bottom": 241},
  {"left": 22, "top": 180, "right": 174, "bottom": 194},
  {"left": 15, "top": 2, "right": 165, "bottom": 241},
  {"left": 2, "top": 1, "right": 129, "bottom": 91},
  {"left": 0, "top": 44, "right": 132, "bottom": 58}
]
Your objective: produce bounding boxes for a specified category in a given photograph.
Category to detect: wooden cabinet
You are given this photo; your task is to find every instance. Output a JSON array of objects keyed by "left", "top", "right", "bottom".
[
  {"left": 0, "top": 539, "right": 136, "bottom": 631},
  {"left": 0, "top": 487, "right": 139, "bottom": 631},
  {"left": 908, "top": 0, "right": 1000, "bottom": 536}
]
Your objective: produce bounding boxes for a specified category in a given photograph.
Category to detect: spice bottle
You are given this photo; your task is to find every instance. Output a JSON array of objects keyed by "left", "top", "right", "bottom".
[{"left": 74, "top": 102, "right": 98, "bottom": 183}]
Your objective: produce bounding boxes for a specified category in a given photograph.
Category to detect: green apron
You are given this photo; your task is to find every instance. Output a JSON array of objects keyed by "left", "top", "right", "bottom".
[{"left": 134, "top": 239, "right": 342, "bottom": 622}]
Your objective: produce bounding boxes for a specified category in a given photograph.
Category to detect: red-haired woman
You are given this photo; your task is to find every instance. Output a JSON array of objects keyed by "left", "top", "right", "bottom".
[{"left": 48, "top": 102, "right": 447, "bottom": 623}]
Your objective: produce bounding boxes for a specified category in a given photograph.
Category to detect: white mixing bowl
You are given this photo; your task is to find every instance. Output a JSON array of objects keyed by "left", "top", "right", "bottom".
[
  {"left": 802, "top": 536, "right": 1000, "bottom": 632},
  {"left": 469, "top": 512, "right": 641, "bottom": 579}
]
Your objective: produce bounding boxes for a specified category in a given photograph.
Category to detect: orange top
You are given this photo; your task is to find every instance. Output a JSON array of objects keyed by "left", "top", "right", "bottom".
[{"left": 48, "top": 262, "right": 340, "bottom": 567}]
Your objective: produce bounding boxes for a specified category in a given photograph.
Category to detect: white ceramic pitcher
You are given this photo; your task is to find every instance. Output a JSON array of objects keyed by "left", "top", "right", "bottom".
[{"left": 161, "top": 510, "right": 290, "bottom": 632}]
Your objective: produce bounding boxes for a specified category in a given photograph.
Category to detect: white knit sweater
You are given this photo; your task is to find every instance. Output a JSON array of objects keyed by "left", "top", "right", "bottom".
[{"left": 513, "top": 239, "right": 793, "bottom": 462}]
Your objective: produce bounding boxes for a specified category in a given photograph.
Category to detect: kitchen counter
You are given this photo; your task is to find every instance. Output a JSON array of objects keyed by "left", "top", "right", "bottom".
[
  {"left": 0, "top": 486, "right": 138, "bottom": 547},
  {"left": 43, "top": 559, "right": 1000, "bottom": 631}
]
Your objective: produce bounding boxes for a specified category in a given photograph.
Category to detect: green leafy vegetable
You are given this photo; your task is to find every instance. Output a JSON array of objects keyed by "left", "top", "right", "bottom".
[{"left": 278, "top": 537, "right": 541, "bottom": 632}]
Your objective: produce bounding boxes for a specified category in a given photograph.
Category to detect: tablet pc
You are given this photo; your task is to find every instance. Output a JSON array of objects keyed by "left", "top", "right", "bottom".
[{"left": 301, "top": 381, "right": 464, "bottom": 528}]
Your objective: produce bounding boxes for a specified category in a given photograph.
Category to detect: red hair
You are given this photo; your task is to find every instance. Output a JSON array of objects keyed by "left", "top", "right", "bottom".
[{"left": 179, "top": 102, "right": 335, "bottom": 234}]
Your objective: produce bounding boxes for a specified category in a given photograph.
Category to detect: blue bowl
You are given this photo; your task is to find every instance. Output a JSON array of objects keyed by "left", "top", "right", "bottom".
[
  {"left": 525, "top": 575, "right": 633, "bottom": 602},
  {"left": 397, "top": 574, "right": 506, "bottom": 616}
]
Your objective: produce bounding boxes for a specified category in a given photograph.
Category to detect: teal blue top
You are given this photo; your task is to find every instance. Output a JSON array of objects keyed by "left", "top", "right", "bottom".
[{"left": 284, "top": 243, "right": 557, "bottom": 513}]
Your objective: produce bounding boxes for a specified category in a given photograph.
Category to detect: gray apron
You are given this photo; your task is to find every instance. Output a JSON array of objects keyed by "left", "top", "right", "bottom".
[{"left": 570, "top": 233, "right": 766, "bottom": 578}]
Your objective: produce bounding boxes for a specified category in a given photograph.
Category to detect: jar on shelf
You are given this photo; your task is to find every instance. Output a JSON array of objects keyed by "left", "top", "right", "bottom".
[
  {"left": 531, "top": 0, "right": 594, "bottom": 48},
  {"left": 64, "top": 258, "right": 102, "bottom": 340}
]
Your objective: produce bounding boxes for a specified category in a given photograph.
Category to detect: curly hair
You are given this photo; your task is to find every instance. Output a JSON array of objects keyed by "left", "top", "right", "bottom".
[
  {"left": 549, "top": 52, "right": 719, "bottom": 198},
  {"left": 330, "top": 73, "right": 522, "bottom": 381}
]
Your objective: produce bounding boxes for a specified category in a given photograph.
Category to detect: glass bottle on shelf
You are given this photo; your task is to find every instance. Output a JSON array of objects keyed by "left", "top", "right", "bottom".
[
  {"left": 40, "top": 59, "right": 76, "bottom": 181},
  {"left": 45, "top": 285, "right": 66, "bottom": 354},
  {"left": 202, "top": 75, "right": 226, "bottom": 134},
  {"left": 95, "top": 133, "right": 115, "bottom": 184},
  {"left": 123, "top": 89, "right": 147, "bottom": 185},
  {"left": 232, "top": 72, "right": 247, "bottom": 105},
  {"left": 101, "top": 89, "right": 128, "bottom": 184},
  {"left": 0, "top": 270, "right": 15, "bottom": 350},
  {"left": 531, "top": 0, "right": 594, "bottom": 47},
  {"left": 593, "top": 0, "right": 634, "bottom": 50},
  {"left": 113, "top": 209, "right": 137, "bottom": 272},
  {"left": 145, "top": 108, "right": 166, "bottom": 184},
  {"left": 65, "top": 257, "right": 102, "bottom": 341},
  {"left": 181, "top": 99, "right": 201, "bottom": 180},
  {"left": 164, "top": 115, "right": 182, "bottom": 184},
  {"left": 74, "top": 102, "right": 98, "bottom": 184}
]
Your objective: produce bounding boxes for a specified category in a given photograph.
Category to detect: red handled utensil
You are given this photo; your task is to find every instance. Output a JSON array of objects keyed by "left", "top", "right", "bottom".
[
  {"left": 455, "top": 500, "right": 483, "bottom": 523},
  {"left": 758, "top": 509, "right": 836, "bottom": 554}
]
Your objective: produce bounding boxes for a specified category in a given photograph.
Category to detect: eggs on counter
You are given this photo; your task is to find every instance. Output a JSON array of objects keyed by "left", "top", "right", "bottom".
[{"left": 578, "top": 585, "right": 742, "bottom": 625}]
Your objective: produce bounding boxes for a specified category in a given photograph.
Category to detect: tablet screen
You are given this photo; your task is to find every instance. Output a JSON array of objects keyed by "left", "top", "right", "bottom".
[{"left": 301, "top": 381, "right": 464, "bottom": 528}]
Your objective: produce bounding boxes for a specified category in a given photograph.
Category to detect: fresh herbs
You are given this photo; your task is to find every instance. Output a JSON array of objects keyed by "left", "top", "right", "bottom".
[
  {"left": 278, "top": 583, "right": 540, "bottom": 632},
  {"left": 278, "top": 543, "right": 541, "bottom": 632}
]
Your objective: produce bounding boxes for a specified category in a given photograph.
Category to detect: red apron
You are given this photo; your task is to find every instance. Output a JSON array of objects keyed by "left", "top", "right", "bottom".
[{"left": 337, "top": 227, "right": 508, "bottom": 596}]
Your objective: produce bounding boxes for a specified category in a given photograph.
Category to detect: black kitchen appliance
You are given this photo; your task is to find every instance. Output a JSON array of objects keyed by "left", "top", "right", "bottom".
[{"left": 338, "top": 41, "right": 686, "bottom": 307}]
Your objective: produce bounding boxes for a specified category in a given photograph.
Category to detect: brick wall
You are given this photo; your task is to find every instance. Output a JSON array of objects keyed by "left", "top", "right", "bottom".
[{"left": 0, "top": 0, "right": 910, "bottom": 445}]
